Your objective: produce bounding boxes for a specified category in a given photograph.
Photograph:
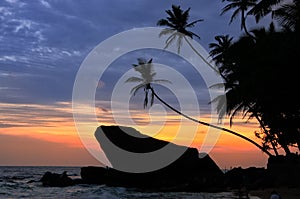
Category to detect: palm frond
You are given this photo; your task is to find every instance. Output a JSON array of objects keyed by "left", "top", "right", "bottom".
[
  {"left": 157, "top": 19, "right": 176, "bottom": 29},
  {"left": 153, "top": 79, "right": 172, "bottom": 84},
  {"left": 209, "top": 83, "right": 225, "bottom": 89},
  {"left": 182, "top": 7, "right": 191, "bottom": 24},
  {"left": 186, "top": 19, "right": 204, "bottom": 28},
  {"left": 130, "top": 84, "right": 145, "bottom": 96},
  {"left": 190, "top": 31, "right": 201, "bottom": 40},
  {"left": 164, "top": 33, "right": 177, "bottom": 50},
  {"left": 159, "top": 28, "right": 175, "bottom": 37},
  {"left": 176, "top": 35, "right": 183, "bottom": 54},
  {"left": 125, "top": 76, "right": 144, "bottom": 83}
]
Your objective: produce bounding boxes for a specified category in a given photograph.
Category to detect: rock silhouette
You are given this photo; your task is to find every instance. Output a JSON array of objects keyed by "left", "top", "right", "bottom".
[
  {"left": 40, "top": 171, "right": 74, "bottom": 187},
  {"left": 81, "top": 125, "right": 225, "bottom": 192}
]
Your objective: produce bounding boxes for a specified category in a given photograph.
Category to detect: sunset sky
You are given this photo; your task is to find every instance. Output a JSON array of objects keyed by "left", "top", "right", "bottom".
[{"left": 0, "top": 0, "right": 274, "bottom": 169}]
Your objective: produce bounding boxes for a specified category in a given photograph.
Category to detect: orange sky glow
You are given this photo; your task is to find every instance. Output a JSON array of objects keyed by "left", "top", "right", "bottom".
[{"left": 0, "top": 101, "right": 273, "bottom": 169}]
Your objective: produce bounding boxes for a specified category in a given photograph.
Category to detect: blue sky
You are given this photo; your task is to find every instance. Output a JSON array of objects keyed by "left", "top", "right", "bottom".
[{"left": 0, "top": 0, "right": 253, "bottom": 105}]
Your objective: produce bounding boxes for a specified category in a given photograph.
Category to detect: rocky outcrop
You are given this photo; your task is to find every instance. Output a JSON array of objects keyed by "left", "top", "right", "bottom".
[
  {"left": 224, "top": 154, "right": 300, "bottom": 190},
  {"left": 40, "top": 171, "right": 75, "bottom": 187},
  {"left": 81, "top": 125, "right": 225, "bottom": 192}
]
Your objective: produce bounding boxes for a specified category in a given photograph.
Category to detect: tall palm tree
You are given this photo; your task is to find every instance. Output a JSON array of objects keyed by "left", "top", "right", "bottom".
[
  {"left": 209, "top": 33, "right": 279, "bottom": 155},
  {"left": 126, "top": 58, "right": 273, "bottom": 157},
  {"left": 156, "top": 5, "right": 221, "bottom": 75},
  {"left": 221, "top": 0, "right": 257, "bottom": 38}
]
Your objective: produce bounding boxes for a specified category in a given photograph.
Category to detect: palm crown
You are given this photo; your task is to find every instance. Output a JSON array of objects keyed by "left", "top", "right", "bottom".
[
  {"left": 125, "top": 58, "right": 171, "bottom": 108},
  {"left": 157, "top": 5, "right": 203, "bottom": 39}
]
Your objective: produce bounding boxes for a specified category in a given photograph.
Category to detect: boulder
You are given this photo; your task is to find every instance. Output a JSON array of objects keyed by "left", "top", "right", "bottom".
[
  {"left": 40, "top": 171, "right": 74, "bottom": 187},
  {"left": 81, "top": 125, "right": 225, "bottom": 192}
]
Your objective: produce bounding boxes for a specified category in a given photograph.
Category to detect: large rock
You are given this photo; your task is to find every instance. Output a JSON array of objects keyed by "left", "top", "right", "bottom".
[{"left": 81, "top": 125, "right": 225, "bottom": 192}]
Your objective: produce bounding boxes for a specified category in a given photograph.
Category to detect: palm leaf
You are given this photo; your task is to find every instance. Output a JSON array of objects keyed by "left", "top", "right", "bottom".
[
  {"left": 153, "top": 79, "right": 172, "bottom": 84},
  {"left": 125, "top": 76, "right": 143, "bottom": 83},
  {"left": 186, "top": 19, "right": 204, "bottom": 28},
  {"left": 130, "top": 84, "right": 145, "bottom": 96},
  {"left": 159, "top": 28, "right": 175, "bottom": 37}
]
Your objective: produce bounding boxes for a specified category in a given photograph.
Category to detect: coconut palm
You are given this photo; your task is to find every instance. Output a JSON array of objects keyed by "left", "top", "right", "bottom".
[
  {"left": 126, "top": 58, "right": 273, "bottom": 157},
  {"left": 125, "top": 58, "right": 171, "bottom": 108},
  {"left": 157, "top": 4, "right": 221, "bottom": 75},
  {"left": 221, "top": 0, "right": 257, "bottom": 38},
  {"left": 157, "top": 5, "right": 203, "bottom": 39},
  {"left": 209, "top": 35, "right": 233, "bottom": 68},
  {"left": 209, "top": 33, "right": 281, "bottom": 155}
]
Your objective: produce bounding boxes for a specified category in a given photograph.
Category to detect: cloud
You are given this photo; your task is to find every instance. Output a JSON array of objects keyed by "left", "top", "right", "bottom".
[
  {"left": 0, "top": 102, "right": 74, "bottom": 128},
  {"left": 0, "top": 55, "right": 17, "bottom": 62},
  {"left": 39, "top": 0, "right": 51, "bottom": 8},
  {"left": 5, "top": 0, "right": 18, "bottom": 4},
  {"left": 4, "top": 0, "right": 26, "bottom": 7},
  {"left": 0, "top": 7, "right": 12, "bottom": 19}
]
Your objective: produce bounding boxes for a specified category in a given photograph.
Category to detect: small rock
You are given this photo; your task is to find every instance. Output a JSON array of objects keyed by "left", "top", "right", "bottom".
[{"left": 40, "top": 171, "right": 74, "bottom": 187}]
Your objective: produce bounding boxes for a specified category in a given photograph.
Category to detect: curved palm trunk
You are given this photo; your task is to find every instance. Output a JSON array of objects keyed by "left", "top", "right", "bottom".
[
  {"left": 241, "top": 12, "right": 256, "bottom": 39},
  {"left": 257, "top": 117, "right": 279, "bottom": 156},
  {"left": 183, "top": 37, "right": 223, "bottom": 76},
  {"left": 150, "top": 87, "right": 273, "bottom": 157},
  {"left": 248, "top": 106, "right": 279, "bottom": 156},
  {"left": 183, "top": 36, "right": 231, "bottom": 84}
]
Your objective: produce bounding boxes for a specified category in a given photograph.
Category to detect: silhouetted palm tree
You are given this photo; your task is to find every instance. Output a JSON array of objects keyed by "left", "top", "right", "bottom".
[
  {"left": 126, "top": 58, "right": 273, "bottom": 157},
  {"left": 221, "top": 0, "right": 257, "bottom": 38},
  {"left": 209, "top": 35, "right": 233, "bottom": 68},
  {"left": 209, "top": 32, "right": 279, "bottom": 155},
  {"left": 125, "top": 58, "right": 171, "bottom": 108},
  {"left": 157, "top": 5, "right": 203, "bottom": 39},
  {"left": 157, "top": 5, "right": 221, "bottom": 75}
]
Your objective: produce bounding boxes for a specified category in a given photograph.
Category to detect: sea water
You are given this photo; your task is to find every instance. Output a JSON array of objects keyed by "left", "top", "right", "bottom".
[{"left": 0, "top": 166, "right": 260, "bottom": 199}]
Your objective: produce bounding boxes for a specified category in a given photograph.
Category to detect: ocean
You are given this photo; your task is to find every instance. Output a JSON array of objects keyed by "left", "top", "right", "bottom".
[{"left": 0, "top": 166, "right": 260, "bottom": 199}]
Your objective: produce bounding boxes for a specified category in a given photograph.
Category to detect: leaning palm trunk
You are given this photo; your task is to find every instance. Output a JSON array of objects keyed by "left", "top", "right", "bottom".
[
  {"left": 183, "top": 37, "right": 221, "bottom": 76},
  {"left": 248, "top": 106, "right": 279, "bottom": 156},
  {"left": 183, "top": 36, "right": 231, "bottom": 83},
  {"left": 149, "top": 86, "right": 273, "bottom": 157}
]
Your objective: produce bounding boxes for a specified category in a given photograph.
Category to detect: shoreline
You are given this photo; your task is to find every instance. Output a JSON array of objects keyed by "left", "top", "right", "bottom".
[{"left": 248, "top": 187, "right": 300, "bottom": 199}]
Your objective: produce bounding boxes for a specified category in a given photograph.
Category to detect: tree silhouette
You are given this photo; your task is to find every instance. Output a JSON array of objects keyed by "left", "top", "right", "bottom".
[
  {"left": 221, "top": 0, "right": 257, "bottom": 38},
  {"left": 209, "top": 24, "right": 300, "bottom": 155},
  {"left": 157, "top": 4, "right": 221, "bottom": 75},
  {"left": 126, "top": 58, "right": 273, "bottom": 157},
  {"left": 209, "top": 35, "right": 233, "bottom": 72},
  {"left": 248, "top": 0, "right": 283, "bottom": 22},
  {"left": 125, "top": 58, "right": 171, "bottom": 108},
  {"left": 209, "top": 33, "right": 279, "bottom": 155},
  {"left": 157, "top": 5, "right": 203, "bottom": 39}
]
